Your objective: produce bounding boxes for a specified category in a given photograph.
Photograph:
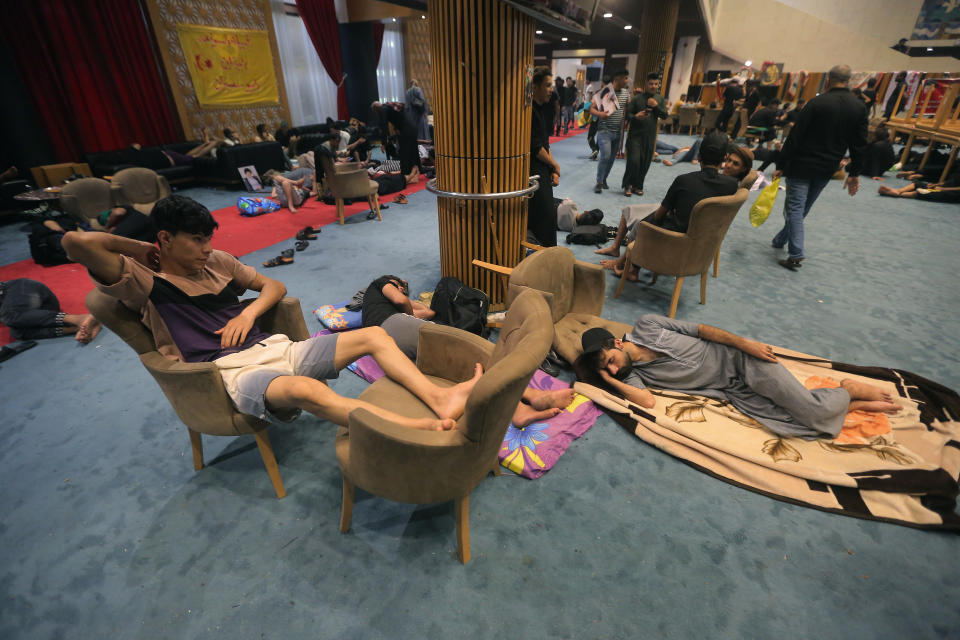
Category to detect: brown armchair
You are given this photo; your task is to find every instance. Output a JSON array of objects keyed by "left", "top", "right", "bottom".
[
  {"left": 110, "top": 167, "right": 171, "bottom": 215},
  {"left": 59, "top": 177, "right": 113, "bottom": 229},
  {"left": 699, "top": 107, "right": 721, "bottom": 134},
  {"left": 615, "top": 188, "right": 749, "bottom": 317},
  {"left": 677, "top": 107, "right": 701, "bottom": 134},
  {"left": 85, "top": 290, "right": 310, "bottom": 498},
  {"left": 318, "top": 154, "right": 381, "bottom": 224},
  {"left": 504, "top": 246, "right": 631, "bottom": 364},
  {"left": 335, "top": 289, "right": 553, "bottom": 563}
]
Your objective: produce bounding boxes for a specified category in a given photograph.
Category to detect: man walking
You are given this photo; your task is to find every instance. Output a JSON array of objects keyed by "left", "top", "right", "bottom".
[
  {"left": 590, "top": 69, "right": 631, "bottom": 194},
  {"left": 622, "top": 73, "right": 667, "bottom": 197},
  {"left": 772, "top": 64, "right": 868, "bottom": 270}
]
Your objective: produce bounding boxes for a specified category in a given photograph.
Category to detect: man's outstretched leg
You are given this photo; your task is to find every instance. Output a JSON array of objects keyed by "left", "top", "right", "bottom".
[
  {"left": 333, "top": 327, "right": 481, "bottom": 421},
  {"left": 264, "top": 376, "right": 455, "bottom": 430}
]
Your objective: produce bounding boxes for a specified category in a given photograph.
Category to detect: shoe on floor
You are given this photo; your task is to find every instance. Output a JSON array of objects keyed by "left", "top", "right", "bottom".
[
  {"left": 778, "top": 258, "right": 804, "bottom": 271},
  {"left": 594, "top": 183, "right": 603, "bottom": 194},
  {"left": 589, "top": 150, "right": 598, "bottom": 160},
  {"left": 601, "top": 182, "right": 609, "bottom": 189}
]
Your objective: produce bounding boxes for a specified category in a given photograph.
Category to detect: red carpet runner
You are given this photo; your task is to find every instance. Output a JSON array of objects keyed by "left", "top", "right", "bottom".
[{"left": 0, "top": 179, "right": 429, "bottom": 345}]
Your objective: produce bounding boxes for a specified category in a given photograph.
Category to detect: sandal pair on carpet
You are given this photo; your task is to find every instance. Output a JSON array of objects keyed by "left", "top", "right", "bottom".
[
  {"left": 392, "top": 194, "right": 408, "bottom": 204},
  {"left": 264, "top": 227, "right": 319, "bottom": 267}
]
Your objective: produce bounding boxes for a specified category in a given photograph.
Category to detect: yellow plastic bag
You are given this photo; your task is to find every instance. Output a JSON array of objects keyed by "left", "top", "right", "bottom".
[{"left": 749, "top": 177, "right": 779, "bottom": 227}]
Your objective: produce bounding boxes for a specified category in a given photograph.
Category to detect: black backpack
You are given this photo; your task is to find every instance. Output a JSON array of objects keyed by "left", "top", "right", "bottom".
[
  {"left": 565, "top": 224, "right": 607, "bottom": 246},
  {"left": 28, "top": 229, "right": 70, "bottom": 266},
  {"left": 430, "top": 276, "right": 490, "bottom": 337}
]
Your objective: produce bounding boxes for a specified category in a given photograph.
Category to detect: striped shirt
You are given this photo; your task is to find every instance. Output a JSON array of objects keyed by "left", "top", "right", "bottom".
[{"left": 597, "top": 87, "right": 631, "bottom": 134}]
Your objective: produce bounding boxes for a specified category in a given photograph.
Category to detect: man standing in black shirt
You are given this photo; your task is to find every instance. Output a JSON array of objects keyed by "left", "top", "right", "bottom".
[
  {"left": 529, "top": 67, "right": 562, "bottom": 247},
  {"left": 622, "top": 72, "right": 667, "bottom": 197},
  {"left": 715, "top": 77, "right": 744, "bottom": 134},
  {"left": 772, "top": 64, "right": 868, "bottom": 271}
]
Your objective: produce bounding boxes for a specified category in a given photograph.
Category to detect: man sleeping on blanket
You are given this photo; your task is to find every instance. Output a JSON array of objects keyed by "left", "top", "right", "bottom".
[{"left": 579, "top": 315, "right": 901, "bottom": 439}]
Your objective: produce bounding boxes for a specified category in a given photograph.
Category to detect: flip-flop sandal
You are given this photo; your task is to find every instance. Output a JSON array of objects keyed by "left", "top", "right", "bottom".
[
  {"left": 0, "top": 340, "right": 37, "bottom": 363},
  {"left": 281, "top": 248, "right": 295, "bottom": 258},
  {"left": 295, "top": 240, "right": 309, "bottom": 251},
  {"left": 305, "top": 225, "right": 322, "bottom": 234},
  {"left": 366, "top": 211, "right": 378, "bottom": 220},
  {"left": 263, "top": 255, "right": 293, "bottom": 267},
  {"left": 296, "top": 229, "right": 317, "bottom": 241},
  {"left": 392, "top": 194, "right": 408, "bottom": 204}
]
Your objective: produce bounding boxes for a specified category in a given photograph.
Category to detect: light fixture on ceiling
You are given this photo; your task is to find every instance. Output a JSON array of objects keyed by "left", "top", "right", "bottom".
[
  {"left": 421, "top": 15, "right": 426, "bottom": 19},
  {"left": 744, "top": 60, "right": 753, "bottom": 66},
  {"left": 927, "top": 47, "right": 934, "bottom": 51},
  {"left": 603, "top": 12, "right": 613, "bottom": 18},
  {"left": 624, "top": 25, "right": 632, "bottom": 30},
  {"left": 562, "top": 36, "right": 568, "bottom": 41},
  {"left": 536, "top": 29, "right": 543, "bottom": 34},
  {"left": 392, "top": 18, "right": 396, "bottom": 22}
]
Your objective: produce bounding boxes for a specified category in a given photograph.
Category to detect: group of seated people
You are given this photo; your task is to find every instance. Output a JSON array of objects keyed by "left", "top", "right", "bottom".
[{"left": 51, "top": 192, "right": 898, "bottom": 444}]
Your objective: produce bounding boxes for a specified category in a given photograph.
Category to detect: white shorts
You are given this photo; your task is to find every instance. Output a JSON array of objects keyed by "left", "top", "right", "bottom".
[{"left": 214, "top": 333, "right": 340, "bottom": 423}]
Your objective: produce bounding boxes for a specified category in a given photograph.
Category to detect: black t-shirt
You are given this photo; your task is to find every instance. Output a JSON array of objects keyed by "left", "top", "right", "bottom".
[
  {"left": 748, "top": 107, "right": 778, "bottom": 129},
  {"left": 722, "top": 84, "right": 743, "bottom": 109},
  {"left": 362, "top": 276, "right": 402, "bottom": 328},
  {"left": 313, "top": 142, "right": 338, "bottom": 182},
  {"left": 744, "top": 90, "right": 761, "bottom": 115},
  {"left": 658, "top": 166, "right": 739, "bottom": 233},
  {"left": 530, "top": 99, "right": 552, "bottom": 165}
]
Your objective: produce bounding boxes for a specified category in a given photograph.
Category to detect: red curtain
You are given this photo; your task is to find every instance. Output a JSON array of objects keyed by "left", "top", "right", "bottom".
[
  {"left": 374, "top": 23, "right": 385, "bottom": 67},
  {"left": 0, "top": 0, "right": 180, "bottom": 161},
  {"left": 296, "top": 0, "right": 348, "bottom": 119}
]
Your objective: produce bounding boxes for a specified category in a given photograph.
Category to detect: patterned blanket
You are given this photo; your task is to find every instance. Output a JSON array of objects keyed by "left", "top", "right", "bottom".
[{"left": 575, "top": 347, "right": 960, "bottom": 531}]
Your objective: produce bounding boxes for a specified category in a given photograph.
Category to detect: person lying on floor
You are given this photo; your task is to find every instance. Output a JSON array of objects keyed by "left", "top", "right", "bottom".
[
  {"left": 577, "top": 315, "right": 900, "bottom": 439},
  {"left": 595, "top": 134, "right": 747, "bottom": 277},
  {"left": 878, "top": 165, "right": 960, "bottom": 204},
  {"left": 62, "top": 195, "right": 481, "bottom": 431},
  {"left": 0, "top": 278, "right": 101, "bottom": 343},
  {"left": 263, "top": 168, "right": 315, "bottom": 214},
  {"left": 363, "top": 275, "right": 574, "bottom": 427}
]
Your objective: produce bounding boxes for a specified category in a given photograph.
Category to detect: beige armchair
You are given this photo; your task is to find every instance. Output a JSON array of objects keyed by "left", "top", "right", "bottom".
[
  {"left": 60, "top": 177, "right": 113, "bottom": 229},
  {"left": 699, "top": 107, "right": 721, "bottom": 134},
  {"left": 710, "top": 170, "right": 758, "bottom": 278},
  {"left": 677, "top": 107, "right": 701, "bottom": 134},
  {"left": 335, "top": 289, "right": 553, "bottom": 563},
  {"left": 110, "top": 167, "right": 171, "bottom": 215},
  {"left": 318, "top": 154, "right": 381, "bottom": 224},
  {"left": 85, "top": 290, "right": 310, "bottom": 499},
  {"left": 615, "top": 188, "right": 749, "bottom": 317},
  {"left": 502, "top": 246, "right": 631, "bottom": 364}
]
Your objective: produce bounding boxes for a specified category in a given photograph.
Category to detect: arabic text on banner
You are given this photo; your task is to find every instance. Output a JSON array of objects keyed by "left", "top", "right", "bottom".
[{"left": 177, "top": 24, "right": 279, "bottom": 107}]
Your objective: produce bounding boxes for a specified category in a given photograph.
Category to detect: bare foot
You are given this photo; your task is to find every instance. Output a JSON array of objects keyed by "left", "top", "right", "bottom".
[
  {"left": 434, "top": 363, "right": 484, "bottom": 420},
  {"left": 528, "top": 388, "right": 576, "bottom": 411},
  {"left": 75, "top": 315, "right": 102, "bottom": 344},
  {"left": 662, "top": 160, "right": 674, "bottom": 166},
  {"left": 841, "top": 379, "right": 893, "bottom": 402},
  {"left": 849, "top": 400, "right": 902, "bottom": 414},
  {"left": 598, "top": 259, "right": 619, "bottom": 270},
  {"left": 877, "top": 185, "right": 898, "bottom": 197},
  {"left": 289, "top": 207, "right": 297, "bottom": 214},
  {"left": 513, "top": 404, "right": 561, "bottom": 428},
  {"left": 613, "top": 265, "right": 639, "bottom": 282},
  {"left": 595, "top": 245, "right": 620, "bottom": 256}
]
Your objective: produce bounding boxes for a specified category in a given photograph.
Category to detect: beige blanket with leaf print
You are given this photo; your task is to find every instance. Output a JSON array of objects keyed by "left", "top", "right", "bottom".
[{"left": 575, "top": 347, "right": 960, "bottom": 531}]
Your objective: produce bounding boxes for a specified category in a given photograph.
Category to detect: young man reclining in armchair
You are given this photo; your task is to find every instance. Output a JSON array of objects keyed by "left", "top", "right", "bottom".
[
  {"left": 62, "top": 195, "right": 481, "bottom": 432},
  {"left": 578, "top": 314, "right": 900, "bottom": 439}
]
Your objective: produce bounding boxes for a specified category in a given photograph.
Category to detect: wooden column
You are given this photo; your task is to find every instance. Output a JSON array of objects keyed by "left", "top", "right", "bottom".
[
  {"left": 428, "top": 0, "right": 533, "bottom": 306},
  {"left": 633, "top": 0, "right": 680, "bottom": 85}
]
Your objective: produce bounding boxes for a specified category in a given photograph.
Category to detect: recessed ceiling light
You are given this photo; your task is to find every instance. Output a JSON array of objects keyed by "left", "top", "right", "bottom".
[
  {"left": 421, "top": 15, "right": 426, "bottom": 19},
  {"left": 536, "top": 29, "right": 543, "bottom": 34},
  {"left": 927, "top": 47, "right": 934, "bottom": 51},
  {"left": 603, "top": 12, "right": 613, "bottom": 18},
  {"left": 624, "top": 25, "right": 632, "bottom": 30},
  {"left": 744, "top": 60, "right": 752, "bottom": 66},
  {"left": 392, "top": 18, "right": 396, "bottom": 22},
  {"left": 562, "top": 37, "right": 568, "bottom": 41}
]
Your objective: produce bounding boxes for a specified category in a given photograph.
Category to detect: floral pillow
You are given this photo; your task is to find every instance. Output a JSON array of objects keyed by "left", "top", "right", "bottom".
[{"left": 312, "top": 302, "right": 362, "bottom": 331}]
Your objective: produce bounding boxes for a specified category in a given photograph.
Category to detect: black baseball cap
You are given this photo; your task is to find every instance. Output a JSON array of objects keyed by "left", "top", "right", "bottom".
[{"left": 581, "top": 327, "right": 615, "bottom": 355}]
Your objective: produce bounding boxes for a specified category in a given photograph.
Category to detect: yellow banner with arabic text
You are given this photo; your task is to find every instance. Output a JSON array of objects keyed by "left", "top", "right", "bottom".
[{"left": 177, "top": 24, "right": 279, "bottom": 107}]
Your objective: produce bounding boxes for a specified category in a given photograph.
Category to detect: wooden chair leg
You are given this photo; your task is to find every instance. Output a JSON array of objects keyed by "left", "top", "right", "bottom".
[
  {"left": 336, "top": 199, "right": 345, "bottom": 225},
  {"left": 252, "top": 427, "right": 286, "bottom": 499},
  {"left": 339, "top": 474, "right": 354, "bottom": 533},
  {"left": 713, "top": 247, "right": 720, "bottom": 277},
  {"left": 491, "top": 461, "right": 502, "bottom": 476},
  {"left": 700, "top": 270, "right": 708, "bottom": 304},
  {"left": 615, "top": 257, "right": 631, "bottom": 298},
  {"left": 188, "top": 428, "right": 204, "bottom": 471},
  {"left": 455, "top": 494, "right": 471, "bottom": 564},
  {"left": 668, "top": 277, "right": 684, "bottom": 318},
  {"left": 371, "top": 193, "right": 382, "bottom": 221}
]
